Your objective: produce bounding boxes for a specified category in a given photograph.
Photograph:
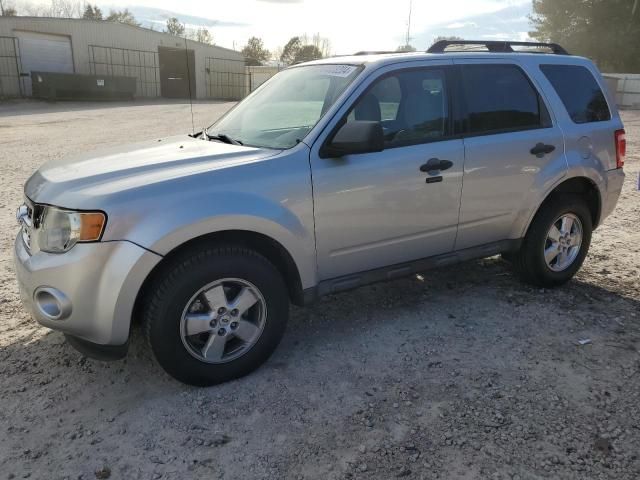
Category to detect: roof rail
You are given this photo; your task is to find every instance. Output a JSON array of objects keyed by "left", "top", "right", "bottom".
[
  {"left": 353, "top": 50, "right": 398, "bottom": 56},
  {"left": 427, "top": 40, "right": 569, "bottom": 55}
]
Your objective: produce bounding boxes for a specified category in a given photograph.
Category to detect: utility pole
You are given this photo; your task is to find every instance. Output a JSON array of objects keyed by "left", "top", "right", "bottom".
[{"left": 405, "top": 0, "right": 412, "bottom": 47}]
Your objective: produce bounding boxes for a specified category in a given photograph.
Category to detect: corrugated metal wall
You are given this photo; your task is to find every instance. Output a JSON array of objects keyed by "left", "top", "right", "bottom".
[
  {"left": 0, "top": 17, "right": 245, "bottom": 99},
  {"left": 0, "top": 35, "right": 21, "bottom": 98}
]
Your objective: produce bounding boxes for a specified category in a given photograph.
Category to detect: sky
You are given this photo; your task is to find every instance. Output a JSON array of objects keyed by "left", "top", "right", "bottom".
[{"left": 98, "top": 0, "right": 534, "bottom": 54}]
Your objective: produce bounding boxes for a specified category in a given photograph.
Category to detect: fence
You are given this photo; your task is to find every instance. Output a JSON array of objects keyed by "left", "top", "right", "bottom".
[
  {"left": 245, "top": 65, "right": 282, "bottom": 94},
  {"left": 205, "top": 57, "right": 247, "bottom": 100},
  {"left": 205, "top": 59, "right": 282, "bottom": 100},
  {"left": 0, "top": 36, "right": 22, "bottom": 98},
  {"left": 603, "top": 73, "right": 640, "bottom": 109},
  {"left": 88, "top": 45, "right": 160, "bottom": 98}
]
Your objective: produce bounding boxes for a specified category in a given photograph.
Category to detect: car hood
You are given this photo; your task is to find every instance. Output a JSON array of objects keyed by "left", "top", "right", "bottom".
[{"left": 24, "top": 135, "right": 280, "bottom": 207}]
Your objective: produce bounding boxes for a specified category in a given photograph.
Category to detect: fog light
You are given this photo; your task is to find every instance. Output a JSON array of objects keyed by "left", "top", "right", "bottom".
[{"left": 34, "top": 287, "right": 72, "bottom": 320}]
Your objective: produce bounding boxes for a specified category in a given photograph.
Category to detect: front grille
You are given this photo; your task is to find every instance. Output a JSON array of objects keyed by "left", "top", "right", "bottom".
[{"left": 18, "top": 198, "right": 35, "bottom": 252}]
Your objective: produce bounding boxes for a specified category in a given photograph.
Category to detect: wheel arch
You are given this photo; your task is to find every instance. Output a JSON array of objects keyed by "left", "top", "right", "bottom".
[
  {"left": 524, "top": 176, "right": 602, "bottom": 238},
  {"left": 132, "top": 230, "right": 307, "bottom": 327}
]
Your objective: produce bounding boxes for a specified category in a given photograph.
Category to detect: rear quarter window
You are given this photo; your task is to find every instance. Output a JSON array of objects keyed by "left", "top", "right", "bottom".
[{"left": 540, "top": 64, "right": 611, "bottom": 124}]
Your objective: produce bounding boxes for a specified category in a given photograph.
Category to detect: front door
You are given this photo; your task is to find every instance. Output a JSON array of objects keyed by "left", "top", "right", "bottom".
[{"left": 310, "top": 63, "right": 464, "bottom": 280}]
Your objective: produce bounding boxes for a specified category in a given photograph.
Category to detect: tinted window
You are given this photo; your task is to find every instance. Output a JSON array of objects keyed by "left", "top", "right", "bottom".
[
  {"left": 540, "top": 64, "right": 611, "bottom": 124},
  {"left": 347, "top": 68, "right": 448, "bottom": 147},
  {"left": 461, "top": 64, "right": 544, "bottom": 135},
  {"left": 373, "top": 76, "right": 401, "bottom": 121}
]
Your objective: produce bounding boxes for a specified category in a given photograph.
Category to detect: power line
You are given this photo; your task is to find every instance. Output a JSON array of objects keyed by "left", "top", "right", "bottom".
[{"left": 405, "top": 0, "right": 413, "bottom": 46}]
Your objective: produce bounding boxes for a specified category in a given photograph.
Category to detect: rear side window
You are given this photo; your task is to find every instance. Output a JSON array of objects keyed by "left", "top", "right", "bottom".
[
  {"left": 460, "top": 64, "right": 546, "bottom": 135},
  {"left": 540, "top": 65, "right": 611, "bottom": 124}
]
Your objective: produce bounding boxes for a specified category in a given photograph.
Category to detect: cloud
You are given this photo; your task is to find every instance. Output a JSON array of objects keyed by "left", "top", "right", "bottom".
[
  {"left": 445, "top": 21, "right": 477, "bottom": 29},
  {"left": 481, "top": 33, "right": 511, "bottom": 39},
  {"left": 123, "top": 6, "right": 250, "bottom": 28}
]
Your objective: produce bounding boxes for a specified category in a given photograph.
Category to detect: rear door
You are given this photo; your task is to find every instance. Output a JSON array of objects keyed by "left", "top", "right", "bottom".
[{"left": 453, "top": 60, "right": 567, "bottom": 250}]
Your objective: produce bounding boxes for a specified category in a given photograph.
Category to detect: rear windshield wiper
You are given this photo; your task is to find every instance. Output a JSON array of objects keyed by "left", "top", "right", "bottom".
[{"left": 202, "top": 128, "right": 243, "bottom": 145}]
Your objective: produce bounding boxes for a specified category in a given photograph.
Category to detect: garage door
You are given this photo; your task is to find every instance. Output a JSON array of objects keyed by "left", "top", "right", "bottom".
[{"left": 15, "top": 31, "right": 74, "bottom": 95}]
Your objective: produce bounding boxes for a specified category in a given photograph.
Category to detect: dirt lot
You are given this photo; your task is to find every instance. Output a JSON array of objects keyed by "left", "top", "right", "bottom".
[{"left": 0, "top": 100, "right": 639, "bottom": 480}]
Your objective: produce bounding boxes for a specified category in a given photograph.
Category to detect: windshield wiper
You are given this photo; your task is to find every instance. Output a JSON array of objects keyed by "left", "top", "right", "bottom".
[{"left": 202, "top": 127, "right": 243, "bottom": 145}]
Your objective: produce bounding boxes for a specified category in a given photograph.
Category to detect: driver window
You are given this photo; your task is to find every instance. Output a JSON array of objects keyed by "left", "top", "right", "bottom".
[{"left": 346, "top": 68, "right": 449, "bottom": 147}]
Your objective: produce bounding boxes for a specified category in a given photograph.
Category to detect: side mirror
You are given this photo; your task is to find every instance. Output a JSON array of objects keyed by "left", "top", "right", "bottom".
[{"left": 321, "top": 121, "right": 384, "bottom": 158}]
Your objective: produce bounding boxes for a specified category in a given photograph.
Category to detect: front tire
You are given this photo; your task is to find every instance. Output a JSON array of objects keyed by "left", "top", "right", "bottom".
[
  {"left": 143, "top": 245, "right": 289, "bottom": 386},
  {"left": 513, "top": 194, "right": 593, "bottom": 287}
]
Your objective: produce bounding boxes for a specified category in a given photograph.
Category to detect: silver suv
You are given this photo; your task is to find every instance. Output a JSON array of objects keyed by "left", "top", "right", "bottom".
[{"left": 14, "top": 41, "right": 626, "bottom": 386}]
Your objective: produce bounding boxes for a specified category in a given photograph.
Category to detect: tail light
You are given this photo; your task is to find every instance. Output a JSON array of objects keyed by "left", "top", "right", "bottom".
[{"left": 615, "top": 129, "right": 626, "bottom": 168}]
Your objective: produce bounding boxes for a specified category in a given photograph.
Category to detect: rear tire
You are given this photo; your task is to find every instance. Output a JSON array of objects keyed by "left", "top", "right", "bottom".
[
  {"left": 513, "top": 194, "right": 592, "bottom": 287},
  {"left": 143, "top": 245, "right": 289, "bottom": 386}
]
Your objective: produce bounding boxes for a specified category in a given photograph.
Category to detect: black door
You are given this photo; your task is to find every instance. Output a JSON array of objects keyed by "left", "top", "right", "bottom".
[{"left": 158, "top": 47, "right": 196, "bottom": 99}]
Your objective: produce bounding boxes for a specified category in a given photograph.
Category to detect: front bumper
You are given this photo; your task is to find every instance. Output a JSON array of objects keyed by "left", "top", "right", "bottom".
[
  {"left": 600, "top": 168, "right": 625, "bottom": 223},
  {"left": 14, "top": 234, "right": 162, "bottom": 347}
]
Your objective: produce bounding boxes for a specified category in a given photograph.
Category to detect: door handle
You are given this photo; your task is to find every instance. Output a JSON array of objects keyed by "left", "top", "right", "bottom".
[
  {"left": 419, "top": 158, "right": 453, "bottom": 173},
  {"left": 530, "top": 143, "right": 555, "bottom": 158}
]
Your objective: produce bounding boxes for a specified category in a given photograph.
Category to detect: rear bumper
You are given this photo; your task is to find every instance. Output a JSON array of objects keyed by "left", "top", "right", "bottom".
[
  {"left": 600, "top": 168, "right": 625, "bottom": 224},
  {"left": 13, "top": 233, "right": 162, "bottom": 346}
]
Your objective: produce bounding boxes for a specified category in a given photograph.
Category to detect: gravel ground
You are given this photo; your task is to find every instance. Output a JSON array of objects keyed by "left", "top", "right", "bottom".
[{"left": 0, "top": 100, "right": 639, "bottom": 480}]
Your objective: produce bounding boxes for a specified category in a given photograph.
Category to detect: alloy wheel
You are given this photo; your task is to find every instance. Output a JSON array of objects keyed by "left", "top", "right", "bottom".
[
  {"left": 543, "top": 213, "right": 583, "bottom": 272},
  {"left": 179, "top": 278, "right": 267, "bottom": 364}
]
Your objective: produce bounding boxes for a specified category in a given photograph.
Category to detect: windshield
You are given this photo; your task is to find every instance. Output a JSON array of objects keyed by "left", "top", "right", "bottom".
[{"left": 209, "top": 64, "right": 363, "bottom": 149}]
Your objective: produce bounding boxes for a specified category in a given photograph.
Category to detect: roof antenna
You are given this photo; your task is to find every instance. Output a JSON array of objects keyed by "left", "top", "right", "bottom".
[{"left": 184, "top": 36, "right": 195, "bottom": 135}]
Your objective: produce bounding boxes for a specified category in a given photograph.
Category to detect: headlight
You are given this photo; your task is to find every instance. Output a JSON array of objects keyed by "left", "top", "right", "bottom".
[{"left": 37, "top": 207, "right": 106, "bottom": 253}]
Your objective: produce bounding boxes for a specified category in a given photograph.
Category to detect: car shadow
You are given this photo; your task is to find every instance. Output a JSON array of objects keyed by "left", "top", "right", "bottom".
[{"left": 2, "top": 256, "right": 638, "bottom": 398}]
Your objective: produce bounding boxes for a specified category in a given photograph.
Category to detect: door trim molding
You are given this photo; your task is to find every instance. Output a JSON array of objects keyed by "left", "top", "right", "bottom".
[{"left": 303, "top": 238, "right": 521, "bottom": 303}]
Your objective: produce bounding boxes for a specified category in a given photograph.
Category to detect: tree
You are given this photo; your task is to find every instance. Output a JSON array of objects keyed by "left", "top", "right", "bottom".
[
  {"left": 195, "top": 27, "right": 213, "bottom": 45},
  {"left": 300, "top": 33, "right": 331, "bottom": 57},
  {"left": 20, "top": 1, "right": 48, "bottom": 16},
  {"left": 82, "top": 3, "right": 103, "bottom": 20},
  {"left": 280, "top": 36, "right": 302, "bottom": 65},
  {"left": 45, "top": 0, "right": 83, "bottom": 18},
  {"left": 1, "top": 1, "right": 17, "bottom": 16},
  {"left": 185, "top": 27, "right": 213, "bottom": 44},
  {"left": 396, "top": 44, "right": 416, "bottom": 52},
  {"left": 432, "top": 35, "right": 463, "bottom": 45},
  {"left": 530, "top": 0, "right": 640, "bottom": 72},
  {"left": 280, "top": 34, "right": 330, "bottom": 65},
  {"left": 242, "top": 37, "right": 270, "bottom": 66},
  {"left": 166, "top": 17, "right": 185, "bottom": 36},
  {"left": 0, "top": 0, "right": 14, "bottom": 15},
  {"left": 294, "top": 44, "right": 323, "bottom": 63},
  {"left": 106, "top": 9, "right": 139, "bottom": 26}
]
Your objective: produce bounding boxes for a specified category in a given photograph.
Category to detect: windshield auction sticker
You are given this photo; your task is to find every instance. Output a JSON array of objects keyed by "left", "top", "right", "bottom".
[{"left": 320, "top": 65, "right": 358, "bottom": 77}]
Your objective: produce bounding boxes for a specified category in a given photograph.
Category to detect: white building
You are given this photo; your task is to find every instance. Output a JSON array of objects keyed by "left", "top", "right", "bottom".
[{"left": 0, "top": 17, "right": 247, "bottom": 100}]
